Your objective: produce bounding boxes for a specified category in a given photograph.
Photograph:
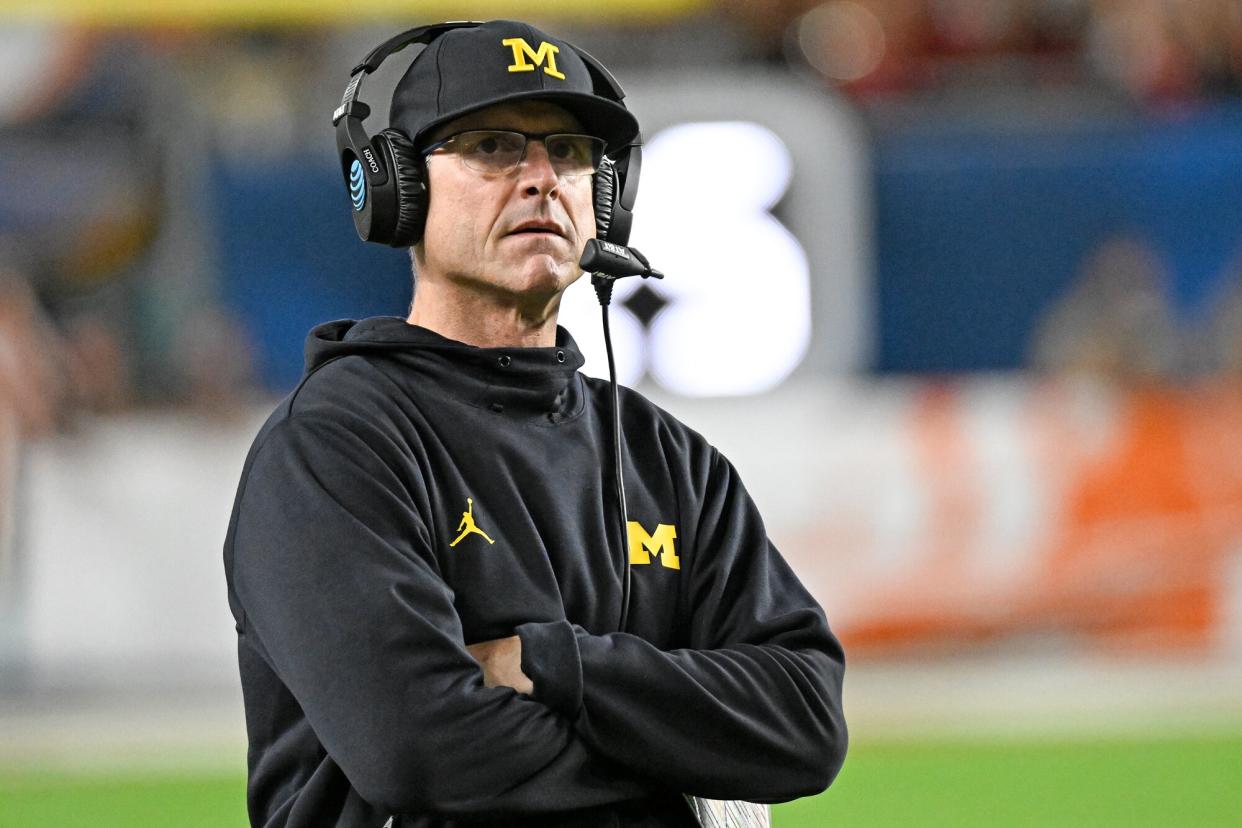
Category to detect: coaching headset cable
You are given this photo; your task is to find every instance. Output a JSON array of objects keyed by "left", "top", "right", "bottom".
[{"left": 579, "top": 238, "right": 663, "bottom": 633}]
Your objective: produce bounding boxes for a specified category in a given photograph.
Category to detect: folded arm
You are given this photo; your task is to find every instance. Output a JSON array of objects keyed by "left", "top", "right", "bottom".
[
  {"left": 515, "top": 448, "right": 848, "bottom": 802},
  {"left": 229, "top": 413, "right": 651, "bottom": 817}
]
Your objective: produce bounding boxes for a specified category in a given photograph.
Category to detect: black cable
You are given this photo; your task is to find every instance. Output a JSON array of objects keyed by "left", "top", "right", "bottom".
[{"left": 594, "top": 275, "right": 631, "bottom": 632}]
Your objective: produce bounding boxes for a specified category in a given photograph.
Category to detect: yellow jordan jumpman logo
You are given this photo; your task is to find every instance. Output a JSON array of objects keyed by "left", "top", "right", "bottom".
[{"left": 450, "top": 497, "right": 495, "bottom": 547}]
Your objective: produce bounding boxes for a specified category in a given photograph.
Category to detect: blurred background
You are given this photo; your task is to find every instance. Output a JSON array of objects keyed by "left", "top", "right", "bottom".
[{"left": 3, "top": 0, "right": 1242, "bottom": 825}]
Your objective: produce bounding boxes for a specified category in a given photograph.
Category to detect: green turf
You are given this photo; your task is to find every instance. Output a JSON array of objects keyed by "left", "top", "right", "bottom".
[
  {"left": 0, "top": 770, "right": 246, "bottom": 827},
  {"left": 1, "top": 733, "right": 1240, "bottom": 827},
  {"left": 775, "top": 733, "right": 1242, "bottom": 827}
]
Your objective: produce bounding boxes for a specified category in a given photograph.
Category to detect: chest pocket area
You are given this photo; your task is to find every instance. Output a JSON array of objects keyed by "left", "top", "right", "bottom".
[{"left": 438, "top": 496, "right": 567, "bottom": 641}]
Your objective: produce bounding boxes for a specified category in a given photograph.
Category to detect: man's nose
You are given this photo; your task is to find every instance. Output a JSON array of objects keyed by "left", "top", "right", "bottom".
[{"left": 518, "top": 140, "right": 560, "bottom": 196}]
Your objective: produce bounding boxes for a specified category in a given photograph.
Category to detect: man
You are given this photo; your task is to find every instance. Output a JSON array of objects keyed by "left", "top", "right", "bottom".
[{"left": 224, "top": 19, "right": 846, "bottom": 827}]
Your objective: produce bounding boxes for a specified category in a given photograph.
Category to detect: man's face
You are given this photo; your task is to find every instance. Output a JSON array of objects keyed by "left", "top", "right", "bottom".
[{"left": 417, "top": 101, "right": 597, "bottom": 301}]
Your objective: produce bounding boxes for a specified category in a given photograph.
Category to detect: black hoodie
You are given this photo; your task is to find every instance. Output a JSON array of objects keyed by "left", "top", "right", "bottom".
[{"left": 223, "top": 317, "right": 847, "bottom": 827}]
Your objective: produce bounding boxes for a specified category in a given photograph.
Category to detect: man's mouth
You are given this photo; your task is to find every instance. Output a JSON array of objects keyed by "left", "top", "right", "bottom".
[{"left": 507, "top": 222, "right": 565, "bottom": 238}]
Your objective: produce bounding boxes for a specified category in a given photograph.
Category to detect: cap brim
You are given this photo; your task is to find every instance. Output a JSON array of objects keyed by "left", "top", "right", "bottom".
[{"left": 410, "top": 90, "right": 640, "bottom": 155}]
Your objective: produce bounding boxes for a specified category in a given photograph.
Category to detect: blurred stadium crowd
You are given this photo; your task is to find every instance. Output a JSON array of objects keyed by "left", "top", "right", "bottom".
[{"left": 748, "top": 0, "right": 1242, "bottom": 104}]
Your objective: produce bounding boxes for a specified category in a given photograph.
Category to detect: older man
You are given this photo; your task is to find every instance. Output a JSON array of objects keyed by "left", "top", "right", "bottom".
[{"left": 224, "top": 19, "right": 846, "bottom": 827}]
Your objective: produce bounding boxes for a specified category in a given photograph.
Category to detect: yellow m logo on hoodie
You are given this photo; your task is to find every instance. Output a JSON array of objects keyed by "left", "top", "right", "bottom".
[{"left": 628, "top": 522, "right": 680, "bottom": 570}]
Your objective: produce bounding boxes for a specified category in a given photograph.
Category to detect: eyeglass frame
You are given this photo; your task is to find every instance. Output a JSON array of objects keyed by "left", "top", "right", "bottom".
[{"left": 420, "top": 129, "right": 607, "bottom": 178}]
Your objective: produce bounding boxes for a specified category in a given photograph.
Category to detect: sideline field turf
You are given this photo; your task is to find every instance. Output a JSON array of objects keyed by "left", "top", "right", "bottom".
[{"left": 2, "top": 733, "right": 1240, "bottom": 827}]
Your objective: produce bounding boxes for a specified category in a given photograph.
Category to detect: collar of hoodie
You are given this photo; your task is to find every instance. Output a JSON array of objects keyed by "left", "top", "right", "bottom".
[{"left": 306, "top": 316, "right": 587, "bottom": 424}]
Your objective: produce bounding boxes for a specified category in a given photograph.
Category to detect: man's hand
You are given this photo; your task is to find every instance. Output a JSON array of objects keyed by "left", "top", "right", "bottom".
[{"left": 466, "top": 635, "right": 534, "bottom": 695}]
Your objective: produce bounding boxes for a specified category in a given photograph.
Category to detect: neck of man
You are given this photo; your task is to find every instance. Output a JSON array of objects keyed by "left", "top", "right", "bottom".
[{"left": 405, "top": 276, "right": 563, "bottom": 349}]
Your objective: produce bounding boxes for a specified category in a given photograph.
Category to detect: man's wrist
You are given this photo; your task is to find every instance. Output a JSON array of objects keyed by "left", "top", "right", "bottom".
[{"left": 515, "top": 619, "right": 584, "bottom": 717}]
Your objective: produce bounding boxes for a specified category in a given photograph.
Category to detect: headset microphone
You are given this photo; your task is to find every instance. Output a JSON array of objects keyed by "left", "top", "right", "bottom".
[{"left": 579, "top": 238, "right": 663, "bottom": 283}]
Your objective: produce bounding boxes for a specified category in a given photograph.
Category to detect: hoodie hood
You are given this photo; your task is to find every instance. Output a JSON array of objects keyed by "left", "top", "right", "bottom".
[{"left": 304, "top": 316, "right": 587, "bottom": 423}]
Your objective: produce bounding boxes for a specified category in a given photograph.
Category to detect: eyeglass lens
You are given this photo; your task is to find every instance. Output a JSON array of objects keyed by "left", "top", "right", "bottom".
[{"left": 448, "top": 131, "right": 604, "bottom": 176}]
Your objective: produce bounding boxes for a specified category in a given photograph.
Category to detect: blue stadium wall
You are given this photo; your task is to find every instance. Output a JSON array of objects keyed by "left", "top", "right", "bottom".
[{"left": 212, "top": 102, "right": 1242, "bottom": 389}]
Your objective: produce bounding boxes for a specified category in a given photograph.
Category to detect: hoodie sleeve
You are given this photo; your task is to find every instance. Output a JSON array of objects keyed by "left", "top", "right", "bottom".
[
  {"left": 516, "top": 447, "right": 848, "bottom": 803},
  {"left": 228, "top": 412, "right": 652, "bottom": 817}
]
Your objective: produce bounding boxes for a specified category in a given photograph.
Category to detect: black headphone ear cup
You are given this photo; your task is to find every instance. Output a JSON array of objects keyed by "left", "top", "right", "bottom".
[
  {"left": 378, "top": 129, "right": 427, "bottom": 247},
  {"left": 593, "top": 156, "right": 617, "bottom": 242}
]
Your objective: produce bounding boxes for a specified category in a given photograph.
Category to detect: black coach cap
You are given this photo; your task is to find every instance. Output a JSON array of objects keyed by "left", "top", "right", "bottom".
[{"left": 389, "top": 20, "right": 640, "bottom": 153}]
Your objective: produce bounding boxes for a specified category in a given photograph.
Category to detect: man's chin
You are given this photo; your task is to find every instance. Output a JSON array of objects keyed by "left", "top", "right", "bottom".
[{"left": 509, "top": 256, "right": 579, "bottom": 294}]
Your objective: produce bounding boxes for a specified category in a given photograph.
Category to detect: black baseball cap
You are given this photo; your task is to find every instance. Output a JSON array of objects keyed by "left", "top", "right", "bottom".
[{"left": 389, "top": 20, "right": 640, "bottom": 154}]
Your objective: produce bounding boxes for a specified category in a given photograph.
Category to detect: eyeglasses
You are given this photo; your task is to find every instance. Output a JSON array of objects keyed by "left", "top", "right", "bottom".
[{"left": 422, "top": 130, "right": 606, "bottom": 178}]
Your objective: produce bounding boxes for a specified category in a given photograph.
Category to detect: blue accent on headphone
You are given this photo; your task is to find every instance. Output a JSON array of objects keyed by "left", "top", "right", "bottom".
[{"left": 349, "top": 159, "right": 366, "bottom": 212}]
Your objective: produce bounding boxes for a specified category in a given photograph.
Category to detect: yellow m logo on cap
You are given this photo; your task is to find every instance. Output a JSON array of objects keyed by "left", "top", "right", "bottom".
[
  {"left": 501, "top": 37, "right": 566, "bottom": 80},
  {"left": 628, "top": 522, "right": 680, "bottom": 570}
]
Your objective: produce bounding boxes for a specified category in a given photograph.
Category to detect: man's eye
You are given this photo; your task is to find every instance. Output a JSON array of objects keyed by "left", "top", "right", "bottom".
[{"left": 476, "top": 137, "right": 500, "bottom": 155}]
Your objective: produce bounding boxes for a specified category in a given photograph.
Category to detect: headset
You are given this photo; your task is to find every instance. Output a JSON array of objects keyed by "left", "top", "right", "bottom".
[{"left": 333, "top": 21, "right": 642, "bottom": 249}]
